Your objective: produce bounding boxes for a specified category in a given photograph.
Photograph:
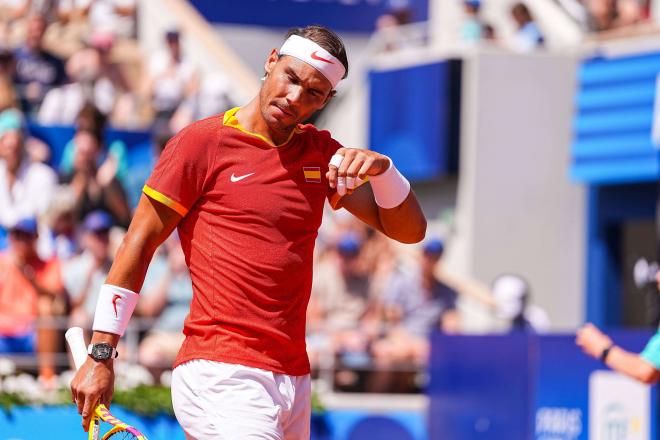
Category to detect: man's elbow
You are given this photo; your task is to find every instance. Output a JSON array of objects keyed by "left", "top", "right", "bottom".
[{"left": 394, "top": 218, "right": 427, "bottom": 244}]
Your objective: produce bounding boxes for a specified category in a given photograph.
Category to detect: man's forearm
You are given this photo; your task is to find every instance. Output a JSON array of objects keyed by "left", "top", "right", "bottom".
[
  {"left": 606, "top": 346, "right": 659, "bottom": 384},
  {"left": 378, "top": 193, "right": 427, "bottom": 244}
]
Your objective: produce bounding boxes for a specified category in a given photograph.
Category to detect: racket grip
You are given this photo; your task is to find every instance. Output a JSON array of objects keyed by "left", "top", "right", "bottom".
[{"left": 65, "top": 327, "right": 88, "bottom": 370}]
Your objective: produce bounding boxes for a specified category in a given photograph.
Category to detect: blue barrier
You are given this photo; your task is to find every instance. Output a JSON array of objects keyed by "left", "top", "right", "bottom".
[{"left": 428, "top": 331, "right": 657, "bottom": 440}]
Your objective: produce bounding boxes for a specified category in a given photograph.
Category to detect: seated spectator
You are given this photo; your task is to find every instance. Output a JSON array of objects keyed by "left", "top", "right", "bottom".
[
  {"left": 39, "top": 185, "right": 79, "bottom": 260},
  {"left": 0, "top": 116, "right": 57, "bottom": 231},
  {"left": 59, "top": 126, "right": 131, "bottom": 228},
  {"left": 0, "top": 217, "right": 66, "bottom": 385},
  {"left": 460, "top": 0, "right": 484, "bottom": 44},
  {"left": 57, "top": 103, "right": 129, "bottom": 188},
  {"left": 39, "top": 30, "right": 137, "bottom": 127},
  {"left": 145, "top": 29, "right": 199, "bottom": 132},
  {"left": 373, "top": 239, "right": 460, "bottom": 368},
  {"left": 62, "top": 210, "right": 114, "bottom": 328},
  {"left": 12, "top": 14, "right": 67, "bottom": 116},
  {"left": 307, "top": 234, "right": 380, "bottom": 377},
  {"left": 491, "top": 274, "right": 550, "bottom": 332},
  {"left": 510, "top": 2, "right": 544, "bottom": 52},
  {"left": 137, "top": 233, "right": 192, "bottom": 380}
]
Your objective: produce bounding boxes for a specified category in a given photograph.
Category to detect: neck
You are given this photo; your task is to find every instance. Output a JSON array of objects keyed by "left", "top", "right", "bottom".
[{"left": 237, "top": 98, "right": 295, "bottom": 146}]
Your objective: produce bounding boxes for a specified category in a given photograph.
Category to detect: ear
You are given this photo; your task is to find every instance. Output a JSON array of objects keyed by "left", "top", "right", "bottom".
[{"left": 264, "top": 48, "right": 279, "bottom": 76}]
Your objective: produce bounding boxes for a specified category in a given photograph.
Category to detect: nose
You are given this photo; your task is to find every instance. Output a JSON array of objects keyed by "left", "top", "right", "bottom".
[{"left": 286, "top": 85, "right": 303, "bottom": 107}]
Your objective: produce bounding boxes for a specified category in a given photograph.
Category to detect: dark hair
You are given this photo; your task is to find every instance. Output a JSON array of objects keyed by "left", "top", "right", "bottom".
[
  {"left": 285, "top": 25, "right": 349, "bottom": 79},
  {"left": 511, "top": 3, "right": 533, "bottom": 23}
]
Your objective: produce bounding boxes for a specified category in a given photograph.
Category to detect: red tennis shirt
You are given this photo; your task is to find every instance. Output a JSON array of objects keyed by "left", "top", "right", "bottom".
[{"left": 143, "top": 107, "right": 342, "bottom": 375}]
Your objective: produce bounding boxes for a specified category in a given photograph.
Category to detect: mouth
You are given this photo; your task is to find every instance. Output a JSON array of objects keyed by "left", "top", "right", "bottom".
[{"left": 273, "top": 103, "right": 295, "bottom": 118}]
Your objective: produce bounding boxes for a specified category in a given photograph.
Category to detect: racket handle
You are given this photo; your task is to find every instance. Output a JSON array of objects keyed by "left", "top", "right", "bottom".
[{"left": 65, "top": 327, "right": 88, "bottom": 371}]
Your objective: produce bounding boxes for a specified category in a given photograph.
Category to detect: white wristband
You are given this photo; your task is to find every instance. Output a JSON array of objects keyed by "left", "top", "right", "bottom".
[
  {"left": 92, "top": 284, "right": 139, "bottom": 337},
  {"left": 369, "top": 157, "right": 411, "bottom": 209}
]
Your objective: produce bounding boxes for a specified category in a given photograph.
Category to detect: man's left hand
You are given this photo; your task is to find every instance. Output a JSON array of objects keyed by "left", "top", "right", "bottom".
[{"left": 326, "top": 148, "right": 390, "bottom": 195}]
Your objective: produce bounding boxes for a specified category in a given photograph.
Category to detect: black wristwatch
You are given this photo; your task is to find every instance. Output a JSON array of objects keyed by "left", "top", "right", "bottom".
[
  {"left": 87, "top": 343, "right": 119, "bottom": 361},
  {"left": 600, "top": 343, "right": 615, "bottom": 363}
]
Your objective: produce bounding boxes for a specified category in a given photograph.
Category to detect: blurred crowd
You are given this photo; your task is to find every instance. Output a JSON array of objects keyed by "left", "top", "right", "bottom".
[{"left": 454, "top": 0, "right": 651, "bottom": 51}]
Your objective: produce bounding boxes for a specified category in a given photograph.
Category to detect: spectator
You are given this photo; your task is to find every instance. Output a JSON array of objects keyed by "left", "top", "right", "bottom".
[
  {"left": 374, "top": 239, "right": 459, "bottom": 363},
  {"left": 461, "top": 0, "right": 483, "bottom": 44},
  {"left": 614, "top": 0, "right": 646, "bottom": 28},
  {"left": 585, "top": 0, "right": 617, "bottom": 31},
  {"left": 510, "top": 2, "right": 544, "bottom": 52},
  {"left": 0, "top": 49, "right": 16, "bottom": 79},
  {"left": 576, "top": 272, "right": 660, "bottom": 384},
  {"left": 57, "top": 103, "right": 130, "bottom": 187},
  {"left": 169, "top": 73, "right": 233, "bottom": 133},
  {"left": 78, "top": 0, "right": 136, "bottom": 38},
  {"left": 39, "top": 30, "right": 137, "bottom": 127},
  {"left": 58, "top": 126, "right": 131, "bottom": 227},
  {"left": 482, "top": 23, "right": 497, "bottom": 41},
  {"left": 0, "top": 217, "right": 66, "bottom": 385},
  {"left": 62, "top": 210, "right": 114, "bottom": 328},
  {"left": 12, "top": 14, "right": 67, "bottom": 116},
  {"left": 491, "top": 274, "right": 550, "bottom": 332},
  {"left": 145, "top": 29, "right": 199, "bottom": 131},
  {"left": 137, "top": 233, "right": 193, "bottom": 380},
  {"left": 39, "top": 185, "right": 79, "bottom": 260},
  {"left": 307, "top": 233, "right": 378, "bottom": 373},
  {"left": 0, "top": 116, "right": 57, "bottom": 231}
]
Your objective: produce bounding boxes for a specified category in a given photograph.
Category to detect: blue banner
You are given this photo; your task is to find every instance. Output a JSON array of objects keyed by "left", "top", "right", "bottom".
[{"left": 190, "top": 0, "right": 429, "bottom": 33}]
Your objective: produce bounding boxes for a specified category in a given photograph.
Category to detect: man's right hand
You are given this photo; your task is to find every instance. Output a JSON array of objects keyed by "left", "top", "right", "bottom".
[{"left": 70, "top": 357, "right": 115, "bottom": 431}]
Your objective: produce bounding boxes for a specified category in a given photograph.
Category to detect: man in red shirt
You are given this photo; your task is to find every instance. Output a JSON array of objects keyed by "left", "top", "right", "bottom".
[{"left": 71, "top": 25, "right": 426, "bottom": 439}]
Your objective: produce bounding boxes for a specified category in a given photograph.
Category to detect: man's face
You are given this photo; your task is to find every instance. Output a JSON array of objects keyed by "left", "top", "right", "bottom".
[
  {"left": 73, "top": 131, "right": 100, "bottom": 171},
  {"left": 26, "top": 16, "right": 46, "bottom": 50},
  {"left": 0, "top": 130, "right": 24, "bottom": 170},
  {"left": 259, "top": 50, "right": 334, "bottom": 134},
  {"left": 9, "top": 230, "right": 37, "bottom": 259},
  {"left": 83, "top": 229, "right": 110, "bottom": 260}
]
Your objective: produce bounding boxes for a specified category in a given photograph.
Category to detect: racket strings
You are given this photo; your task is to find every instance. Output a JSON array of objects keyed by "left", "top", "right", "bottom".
[{"left": 104, "top": 430, "right": 140, "bottom": 440}]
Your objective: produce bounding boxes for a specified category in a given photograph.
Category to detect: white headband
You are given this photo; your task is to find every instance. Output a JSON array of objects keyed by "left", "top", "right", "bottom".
[{"left": 279, "top": 35, "right": 346, "bottom": 89}]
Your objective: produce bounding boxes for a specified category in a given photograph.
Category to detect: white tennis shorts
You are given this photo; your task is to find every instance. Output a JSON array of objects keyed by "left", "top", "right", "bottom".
[{"left": 171, "top": 360, "right": 311, "bottom": 439}]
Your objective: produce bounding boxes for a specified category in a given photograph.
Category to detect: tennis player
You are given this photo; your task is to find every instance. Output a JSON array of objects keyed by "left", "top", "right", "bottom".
[{"left": 70, "top": 25, "right": 426, "bottom": 439}]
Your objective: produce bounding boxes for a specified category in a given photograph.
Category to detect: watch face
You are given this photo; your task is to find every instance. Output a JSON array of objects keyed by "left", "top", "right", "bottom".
[{"left": 92, "top": 344, "right": 113, "bottom": 360}]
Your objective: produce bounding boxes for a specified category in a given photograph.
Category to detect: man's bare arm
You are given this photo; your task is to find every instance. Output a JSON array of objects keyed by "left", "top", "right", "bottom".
[
  {"left": 72, "top": 194, "right": 181, "bottom": 431},
  {"left": 338, "top": 183, "right": 426, "bottom": 244}
]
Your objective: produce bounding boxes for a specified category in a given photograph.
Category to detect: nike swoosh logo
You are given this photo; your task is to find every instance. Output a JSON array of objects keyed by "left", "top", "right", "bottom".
[
  {"left": 311, "top": 51, "right": 332, "bottom": 64},
  {"left": 112, "top": 294, "right": 121, "bottom": 319},
  {"left": 230, "top": 172, "right": 255, "bottom": 183}
]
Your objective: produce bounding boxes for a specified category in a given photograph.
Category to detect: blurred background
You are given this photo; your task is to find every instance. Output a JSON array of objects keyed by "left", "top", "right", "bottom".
[{"left": 0, "top": 0, "right": 659, "bottom": 438}]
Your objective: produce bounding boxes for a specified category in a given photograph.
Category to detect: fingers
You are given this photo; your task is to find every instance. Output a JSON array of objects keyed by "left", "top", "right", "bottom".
[
  {"left": 327, "top": 148, "right": 346, "bottom": 189},
  {"left": 81, "top": 394, "right": 98, "bottom": 432}
]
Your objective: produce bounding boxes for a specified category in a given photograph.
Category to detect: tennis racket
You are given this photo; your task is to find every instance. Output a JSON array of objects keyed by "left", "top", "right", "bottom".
[{"left": 65, "top": 327, "right": 148, "bottom": 440}]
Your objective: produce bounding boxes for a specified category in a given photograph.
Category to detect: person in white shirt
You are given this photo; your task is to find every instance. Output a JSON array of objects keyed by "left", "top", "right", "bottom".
[
  {"left": 145, "top": 30, "right": 198, "bottom": 130},
  {"left": 0, "top": 121, "right": 56, "bottom": 232}
]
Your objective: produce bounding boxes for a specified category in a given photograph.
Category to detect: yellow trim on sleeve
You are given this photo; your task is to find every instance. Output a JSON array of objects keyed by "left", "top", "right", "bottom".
[
  {"left": 143, "top": 185, "right": 188, "bottom": 217},
  {"left": 223, "top": 107, "right": 301, "bottom": 147}
]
